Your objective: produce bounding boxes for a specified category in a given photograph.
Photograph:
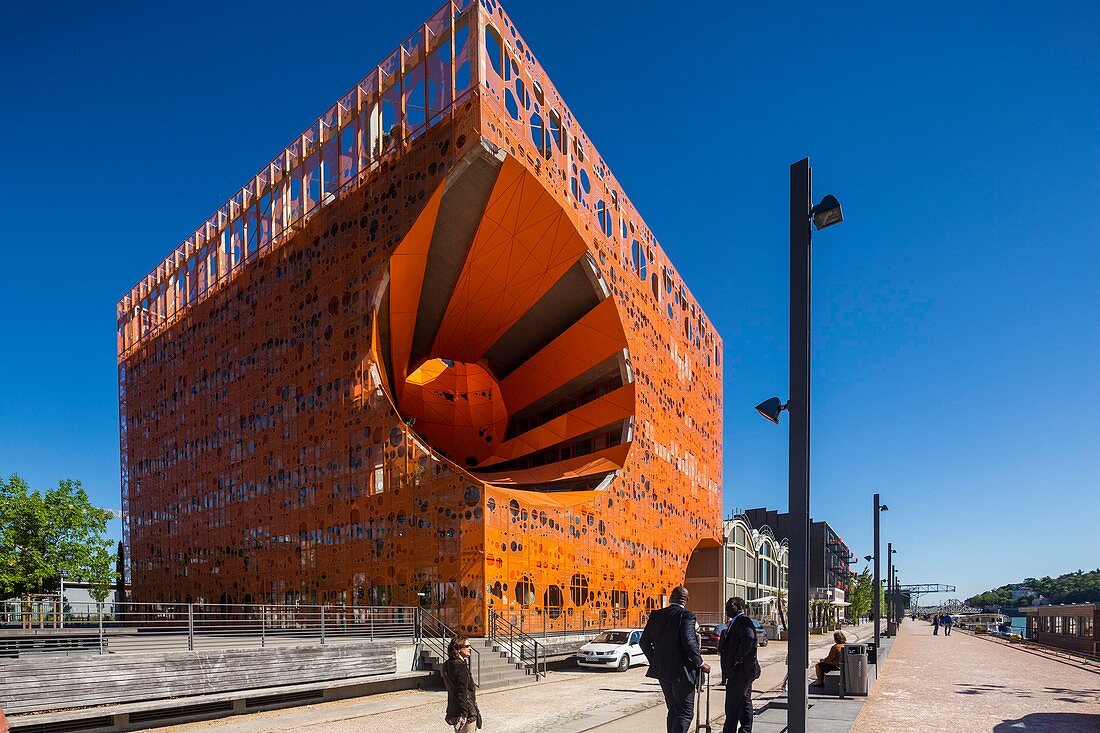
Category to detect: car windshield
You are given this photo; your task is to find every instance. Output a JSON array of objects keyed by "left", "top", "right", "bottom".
[{"left": 593, "top": 631, "right": 630, "bottom": 644}]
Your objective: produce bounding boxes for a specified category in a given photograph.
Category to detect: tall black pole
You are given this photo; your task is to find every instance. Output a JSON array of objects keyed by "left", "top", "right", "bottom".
[
  {"left": 787, "top": 158, "right": 811, "bottom": 733},
  {"left": 886, "top": 542, "right": 893, "bottom": 633},
  {"left": 895, "top": 569, "right": 901, "bottom": 622},
  {"left": 873, "top": 493, "right": 881, "bottom": 659}
]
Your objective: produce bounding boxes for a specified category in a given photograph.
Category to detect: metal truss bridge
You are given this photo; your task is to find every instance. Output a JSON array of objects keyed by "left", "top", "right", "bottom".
[{"left": 898, "top": 584, "right": 956, "bottom": 609}]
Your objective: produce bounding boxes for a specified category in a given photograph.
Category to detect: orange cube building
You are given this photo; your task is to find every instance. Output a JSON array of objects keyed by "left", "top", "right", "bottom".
[{"left": 117, "top": 0, "right": 723, "bottom": 633}]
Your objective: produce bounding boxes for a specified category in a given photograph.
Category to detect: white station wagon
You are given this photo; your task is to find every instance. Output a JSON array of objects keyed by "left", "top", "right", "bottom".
[{"left": 576, "top": 628, "right": 648, "bottom": 672}]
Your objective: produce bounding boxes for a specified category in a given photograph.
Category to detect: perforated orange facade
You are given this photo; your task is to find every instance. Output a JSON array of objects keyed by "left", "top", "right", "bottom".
[{"left": 117, "top": 0, "right": 723, "bottom": 633}]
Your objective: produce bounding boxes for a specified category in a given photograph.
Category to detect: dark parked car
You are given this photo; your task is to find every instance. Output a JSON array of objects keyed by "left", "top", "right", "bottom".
[{"left": 699, "top": 623, "right": 723, "bottom": 653}]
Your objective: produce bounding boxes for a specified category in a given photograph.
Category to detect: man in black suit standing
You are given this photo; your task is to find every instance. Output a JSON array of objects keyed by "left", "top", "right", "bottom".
[
  {"left": 718, "top": 597, "right": 759, "bottom": 733},
  {"left": 640, "top": 585, "right": 711, "bottom": 733}
]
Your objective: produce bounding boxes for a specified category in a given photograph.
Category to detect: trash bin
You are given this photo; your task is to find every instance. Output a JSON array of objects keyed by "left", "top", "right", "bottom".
[{"left": 844, "top": 643, "right": 869, "bottom": 695}]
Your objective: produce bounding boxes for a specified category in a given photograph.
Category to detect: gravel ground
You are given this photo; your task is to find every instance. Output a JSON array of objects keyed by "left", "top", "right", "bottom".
[{"left": 852, "top": 620, "right": 1100, "bottom": 733}]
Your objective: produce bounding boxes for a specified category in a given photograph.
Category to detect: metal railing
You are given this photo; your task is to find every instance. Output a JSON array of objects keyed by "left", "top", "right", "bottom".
[
  {"left": 0, "top": 601, "right": 417, "bottom": 655},
  {"left": 419, "top": 608, "right": 480, "bottom": 686},
  {"left": 488, "top": 609, "right": 545, "bottom": 680}
]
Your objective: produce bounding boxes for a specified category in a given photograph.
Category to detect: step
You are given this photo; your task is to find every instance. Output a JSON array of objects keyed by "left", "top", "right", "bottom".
[{"left": 418, "top": 653, "right": 523, "bottom": 672}]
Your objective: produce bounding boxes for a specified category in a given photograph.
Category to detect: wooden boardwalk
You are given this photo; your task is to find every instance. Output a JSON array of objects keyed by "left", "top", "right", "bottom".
[{"left": 853, "top": 619, "right": 1100, "bottom": 732}]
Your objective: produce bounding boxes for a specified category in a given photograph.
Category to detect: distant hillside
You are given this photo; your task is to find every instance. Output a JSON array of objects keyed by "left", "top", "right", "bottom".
[{"left": 966, "top": 569, "right": 1100, "bottom": 607}]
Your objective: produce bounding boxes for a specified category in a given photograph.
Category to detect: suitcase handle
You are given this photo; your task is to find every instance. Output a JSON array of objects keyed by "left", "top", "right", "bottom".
[{"left": 695, "top": 671, "right": 712, "bottom": 732}]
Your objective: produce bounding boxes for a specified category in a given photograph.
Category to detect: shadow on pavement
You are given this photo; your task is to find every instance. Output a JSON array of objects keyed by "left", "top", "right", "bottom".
[
  {"left": 956, "top": 683, "right": 1098, "bottom": 705},
  {"left": 994, "top": 712, "right": 1100, "bottom": 732}
]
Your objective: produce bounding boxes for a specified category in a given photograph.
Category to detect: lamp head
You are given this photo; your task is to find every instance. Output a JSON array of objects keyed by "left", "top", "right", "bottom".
[
  {"left": 755, "top": 397, "right": 788, "bottom": 425},
  {"left": 879, "top": 504, "right": 889, "bottom": 512},
  {"left": 864, "top": 555, "right": 873, "bottom": 562},
  {"left": 811, "top": 194, "right": 844, "bottom": 230}
]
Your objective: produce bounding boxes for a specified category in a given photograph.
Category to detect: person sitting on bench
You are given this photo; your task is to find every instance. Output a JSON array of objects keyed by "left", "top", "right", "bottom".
[{"left": 812, "top": 631, "right": 846, "bottom": 687}]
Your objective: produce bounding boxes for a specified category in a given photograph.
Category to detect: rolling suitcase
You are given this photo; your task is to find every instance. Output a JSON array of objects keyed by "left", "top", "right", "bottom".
[{"left": 695, "top": 671, "right": 712, "bottom": 732}]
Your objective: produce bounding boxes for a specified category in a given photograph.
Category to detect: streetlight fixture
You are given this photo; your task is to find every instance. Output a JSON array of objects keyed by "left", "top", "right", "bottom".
[
  {"left": 811, "top": 195, "right": 844, "bottom": 230},
  {"left": 754, "top": 158, "right": 844, "bottom": 733},
  {"left": 873, "top": 495, "right": 888, "bottom": 667},
  {"left": 754, "top": 397, "right": 788, "bottom": 425}
]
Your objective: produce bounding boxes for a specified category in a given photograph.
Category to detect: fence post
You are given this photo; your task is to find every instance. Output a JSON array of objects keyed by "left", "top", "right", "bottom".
[
  {"left": 321, "top": 605, "right": 326, "bottom": 645},
  {"left": 261, "top": 605, "right": 266, "bottom": 648},
  {"left": 187, "top": 604, "right": 194, "bottom": 652},
  {"left": 98, "top": 602, "right": 104, "bottom": 655},
  {"left": 370, "top": 608, "right": 375, "bottom": 641}
]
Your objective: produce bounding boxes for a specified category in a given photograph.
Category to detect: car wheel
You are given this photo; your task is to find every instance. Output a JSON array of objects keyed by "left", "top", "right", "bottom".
[{"left": 617, "top": 654, "right": 630, "bottom": 672}]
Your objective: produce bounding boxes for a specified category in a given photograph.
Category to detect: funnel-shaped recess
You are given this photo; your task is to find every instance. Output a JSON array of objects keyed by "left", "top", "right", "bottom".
[{"left": 375, "top": 144, "right": 634, "bottom": 497}]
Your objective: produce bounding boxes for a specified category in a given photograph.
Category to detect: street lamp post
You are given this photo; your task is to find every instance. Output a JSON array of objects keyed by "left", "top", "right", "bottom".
[
  {"left": 873, "top": 495, "right": 888, "bottom": 660},
  {"left": 894, "top": 568, "right": 902, "bottom": 622},
  {"left": 886, "top": 543, "right": 893, "bottom": 634},
  {"left": 754, "top": 158, "right": 843, "bottom": 733}
]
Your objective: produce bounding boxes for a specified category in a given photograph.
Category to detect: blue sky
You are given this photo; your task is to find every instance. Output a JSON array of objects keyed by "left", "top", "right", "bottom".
[{"left": 1, "top": 1, "right": 1097, "bottom": 603}]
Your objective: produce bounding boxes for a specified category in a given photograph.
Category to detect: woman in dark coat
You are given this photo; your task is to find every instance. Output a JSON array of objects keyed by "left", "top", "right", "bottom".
[{"left": 442, "top": 635, "right": 480, "bottom": 732}]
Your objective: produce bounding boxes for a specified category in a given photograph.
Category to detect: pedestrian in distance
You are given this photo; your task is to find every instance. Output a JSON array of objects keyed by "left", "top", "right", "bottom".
[
  {"left": 441, "top": 636, "right": 481, "bottom": 732},
  {"left": 932, "top": 615, "right": 940, "bottom": 635},
  {"left": 943, "top": 613, "right": 953, "bottom": 636},
  {"left": 718, "top": 596, "right": 760, "bottom": 733},
  {"left": 640, "top": 585, "right": 711, "bottom": 733}
]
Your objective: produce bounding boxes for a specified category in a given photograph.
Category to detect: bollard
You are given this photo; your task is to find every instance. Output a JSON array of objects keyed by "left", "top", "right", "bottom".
[
  {"left": 321, "top": 605, "right": 326, "bottom": 645},
  {"left": 261, "top": 605, "right": 266, "bottom": 648},
  {"left": 187, "top": 604, "right": 194, "bottom": 651}
]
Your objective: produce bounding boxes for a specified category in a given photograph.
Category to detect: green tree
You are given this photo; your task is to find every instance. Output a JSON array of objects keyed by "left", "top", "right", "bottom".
[
  {"left": 0, "top": 474, "right": 116, "bottom": 602},
  {"left": 848, "top": 567, "right": 873, "bottom": 620}
]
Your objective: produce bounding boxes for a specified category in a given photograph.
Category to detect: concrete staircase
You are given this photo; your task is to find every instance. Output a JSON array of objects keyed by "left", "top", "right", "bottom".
[{"left": 419, "top": 638, "right": 536, "bottom": 690}]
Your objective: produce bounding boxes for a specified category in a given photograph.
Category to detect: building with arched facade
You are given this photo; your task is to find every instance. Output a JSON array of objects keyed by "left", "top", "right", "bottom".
[{"left": 720, "top": 515, "right": 789, "bottom": 629}]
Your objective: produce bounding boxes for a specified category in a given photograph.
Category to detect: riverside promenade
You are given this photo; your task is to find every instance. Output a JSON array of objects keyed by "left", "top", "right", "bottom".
[{"left": 852, "top": 620, "right": 1100, "bottom": 732}]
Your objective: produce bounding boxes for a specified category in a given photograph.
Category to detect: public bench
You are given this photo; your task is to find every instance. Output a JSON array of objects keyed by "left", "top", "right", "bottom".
[
  {"left": 0, "top": 641, "right": 397, "bottom": 716},
  {"left": 5, "top": 669, "right": 431, "bottom": 733}
]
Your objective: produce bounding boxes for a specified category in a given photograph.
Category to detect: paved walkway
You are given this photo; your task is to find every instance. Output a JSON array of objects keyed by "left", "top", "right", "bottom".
[
  {"left": 150, "top": 624, "right": 874, "bottom": 733},
  {"left": 852, "top": 619, "right": 1100, "bottom": 733}
]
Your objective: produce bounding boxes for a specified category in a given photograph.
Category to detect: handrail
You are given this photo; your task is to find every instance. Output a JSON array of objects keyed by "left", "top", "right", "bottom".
[
  {"left": 488, "top": 609, "right": 545, "bottom": 680},
  {"left": 418, "top": 608, "right": 480, "bottom": 687},
  {"left": 0, "top": 601, "right": 418, "bottom": 655}
]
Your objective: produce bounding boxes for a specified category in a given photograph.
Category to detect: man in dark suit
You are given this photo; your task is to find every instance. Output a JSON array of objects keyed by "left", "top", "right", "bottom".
[
  {"left": 718, "top": 597, "right": 759, "bottom": 733},
  {"left": 640, "top": 586, "right": 711, "bottom": 733}
]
